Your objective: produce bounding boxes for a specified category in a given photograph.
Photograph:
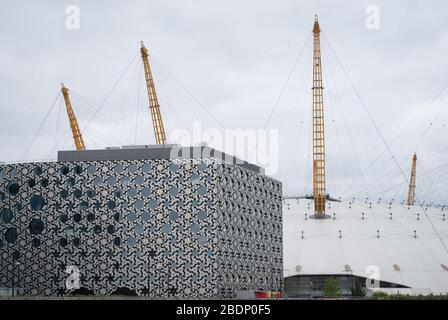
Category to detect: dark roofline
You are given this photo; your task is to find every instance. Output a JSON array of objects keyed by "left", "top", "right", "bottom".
[{"left": 57, "top": 145, "right": 265, "bottom": 175}]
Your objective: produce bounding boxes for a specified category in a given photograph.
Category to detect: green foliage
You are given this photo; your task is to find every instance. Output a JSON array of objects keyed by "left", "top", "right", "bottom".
[
  {"left": 350, "top": 279, "right": 366, "bottom": 297},
  {"left": 323, "top": 277, "right": 341, "bottom": 297},
  {"left": 371, "top": 291, "right": 389, "bottom": 299}
]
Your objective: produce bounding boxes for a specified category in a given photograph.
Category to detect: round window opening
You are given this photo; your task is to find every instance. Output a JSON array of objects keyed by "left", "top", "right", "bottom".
[
  {"left": 1, "top": 208, "right": 14, "bottom": 224},
  {"left": 30, "top": 195, "right": 46, "bottom": 211},
  {"left": 7, "top": 181, "right": 20, "bottom": 196},
  {"left": 29, "top": 219, "right": 45, "bottom": 235}
]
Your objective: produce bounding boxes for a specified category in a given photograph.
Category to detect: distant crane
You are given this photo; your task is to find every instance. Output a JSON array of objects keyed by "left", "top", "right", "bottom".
[
  {"left": 407, "top": 153, "right": 417, "bottom": 206},
  {"left": 140, "top": 41, "right": 167, "bottom": 145},
  {"left": 312, "top": 15, "right": 327, "bottom": 218},
  {"left": 60, "top": 83, "right": 86, "bottom": 151}
]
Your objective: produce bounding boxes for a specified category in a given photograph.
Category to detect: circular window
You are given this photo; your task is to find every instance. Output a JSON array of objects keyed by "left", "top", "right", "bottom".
[
  {"left": 169, "top": 187, "right": 178, "bottom": 197},
  {"left": 34, "top": 166, "right": 43, "bottom": 176},
  {"left": 94, "top": 177, "right": 103, "bottom": 186},
  {"left": 12, "top": 250, "right": 20, "bottom": 260},
  {"left": 134, "top": 200, "right": 144, "bottom": 210},
  {"left": 30, "top": 195, "right": 46, "bottom": 211},
  {"left": 66, "top": 178, "right": 76, "bottom": 188},
  {"left": 197, "top": 235, "right": 207, "bottom": 246},
  {"left": 141, "top": 212, "right": 151, "bottom": 221},
  {"left": 73, "top": 213, "right": 82, "bottom": 223},
  {"left": 60, "top": 166, "right": 70, "bottom": 175},
  {"left": 198, "top": 161, "right": 207, "bottom": 171},
  {"left": 169, "top": 211, "right": 179, "bottom": 221},
  {"left": 135, "top": 176, "right": 144, "bottom": 185},
  {"left": 127, "top": 212, "right": 137, "bottom": 222},
  {"left": 87, "top": 213, "right": 95, "bottom": 222},
  {"left": 113, "top": 212, "right": 121, "bottom": 222},
  {"left": 142, "top": 163, "right": 151, "bottom": 173},
  {"left": 107, "top": 225, "right": 115, "bottom": 234},
  {"left": 191, "top": 174, "right": 200, "bottom": 184},
  {"left": 113, "top": 237, "right": 121, "bottom": 246},
  {"left": 80, "top": 201, "right": 88, "bottom": 210},
  {"left": 127, "top": 237, "right": 136, "bottom": 247},
  {"left": 87, "top": 165, "right": 96, "bottom": 174},
  {"left": 107, "top": 176, "right": 117, "bottom": 186},
  {"left": 127, "top": 188, "right": 137, "bottom": 198},
  {"left": 197, "top": 186, "right": 207, "bottom": 196},
  {"left": 169, "top": 163, "right": 179, "bottom": 172},
  {"left": 93, "top": 225, "right": 102, "bottom": 234},
  {"left": 74, "top": 165, "right": 83, "bottom": 175},
  {"left": 107, "top": 200, "right": 116, "bottom": 210},
  {"left": 114, "top": 164, "right": 123, "bottom": 173},
  {"left": 28, "top": 178, "right": 36, "bottom": 188},
  {"left": 190, "top": 223, "right": 200, "bottom": 233},
  {"left": 60, "top": 189, "right": 68, "bottom": 199},
  {"left": 4, "top": 228, "right": 18, "bottom": 244},
  {"left": 41, "top": 178, "right": 49, "bottom": 188},
  {"left": 59, "top": 214, "right": 68, "bottom": 223},
  {"left": 141, "top": 187, "right": 150, "bottom": 197},
  {"left": 29, "top": 219, "right": 45, "bottom": 235},
  {"left": 31, "top": 238, "right": 40, "bottom": 248},
  {"left": 74, "top": 189, "right": 82, "bottom": 199},
  {"left": 128, "top": 164, "right": 137, "bottom": 173},
  {"left": 162, "top": 223, "right": 172, "bottom": 234},
  {"left": 148, "top": 199, "right": 158, "bottom": 209},
  {"left": 59, "top": 238, "right": 68, "bottom": 247},
  {"left": 7, "top": 181, "right": 20, "bottom": 196},
  {"left": 134, "top": 224, "right": 143, "bottom": 236},
  {"left": 1, "top": 208, "right": 14, "bottom": 224},
  {"left": 198, "top": 211, "right": 207, "bottom": 221},
  {"left": 114, "top": 189, "right": 122, "bottom": 198},
  {"left": 72, "top": 237, "right": 80, "bottom": 247}
]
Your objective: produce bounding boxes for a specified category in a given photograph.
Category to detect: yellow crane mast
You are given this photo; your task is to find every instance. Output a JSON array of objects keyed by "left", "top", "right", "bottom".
[
  {"left": 60, "top": 83, "right": 86, "bottom": 151},
  {"left": 407, "top": 153, "right": 417, "bottom": 206},
  {"left": 312, "top": 15, "right": 327, "bottom": 218},
  {"left": 140, "top": 41, "right": 167, "bottom": 145}
]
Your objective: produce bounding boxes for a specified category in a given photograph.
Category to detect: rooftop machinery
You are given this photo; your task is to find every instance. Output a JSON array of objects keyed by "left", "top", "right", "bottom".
[
  {"left": 140, "top": 41, "right": 167, "bottom": 145},
  {"left": 311, "top": 15, "right": 327, "bottom": 218},
  {"left": 60, "top": 83, "right": 86, "bottom": 151}
]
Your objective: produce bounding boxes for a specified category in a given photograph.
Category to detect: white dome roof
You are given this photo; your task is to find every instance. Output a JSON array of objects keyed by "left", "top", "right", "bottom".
[{"left": 283, "top": 198, "right": 448, "bottom": 294}]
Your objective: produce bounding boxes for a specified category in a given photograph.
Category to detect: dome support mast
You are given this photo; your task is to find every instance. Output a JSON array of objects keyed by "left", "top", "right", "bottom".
[
  {"left": 407, "top": 153, "right": 417, "bottom": 206},
  {"left": 140, "top": 41, "right": 167, "bottom": 145},
  {"left": 312, "top": 15, "right": 327, "bottom": 218},
  {"left": 61, "top": 83, "right": 86, "bottom": 151}
]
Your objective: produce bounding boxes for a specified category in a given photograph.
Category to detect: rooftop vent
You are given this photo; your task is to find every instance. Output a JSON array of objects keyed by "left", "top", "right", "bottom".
[
  {"left": 441, "top": 264, "right": 448, "bottom": 272},
  {"left": 393, "top": 264, "right": 401, "bottom": 272},
  {"left": 344, "top": 264, "right": 352, "bottom": 272},
  {"left": 295, "top": 265, "right": 302, "bottom": 272}
]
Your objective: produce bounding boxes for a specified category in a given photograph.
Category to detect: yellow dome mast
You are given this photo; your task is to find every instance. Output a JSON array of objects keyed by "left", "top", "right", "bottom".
[
  {"left": 312, "top": 15, "right": 327, "bottom": 218},
  {"left": 140, "top": 41, "right": 167, "bottom": 145},
  {"left": 60, "top": 83, "right": 86, "bottom": 151},
  {"left": 407, "top": 153, "right": 417, "bottom": 206}
]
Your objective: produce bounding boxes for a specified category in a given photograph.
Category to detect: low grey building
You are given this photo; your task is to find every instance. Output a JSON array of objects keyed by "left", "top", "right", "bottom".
[{"left": 0, "top": 145, "right": 282, "bottom": 298}]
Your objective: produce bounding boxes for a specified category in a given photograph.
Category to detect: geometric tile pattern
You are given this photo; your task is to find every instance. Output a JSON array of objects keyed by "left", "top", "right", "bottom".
[{"left": 0, "top": 158, "right": 282, "bottom": 298}]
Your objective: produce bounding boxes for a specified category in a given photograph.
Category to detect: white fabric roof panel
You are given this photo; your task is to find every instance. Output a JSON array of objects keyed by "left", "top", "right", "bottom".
[{"left": 283, "top": 199, "right": 448, "bottom": 294}]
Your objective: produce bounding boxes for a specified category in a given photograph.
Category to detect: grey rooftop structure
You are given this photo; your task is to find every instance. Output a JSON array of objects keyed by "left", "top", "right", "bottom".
[{"left": 57, "top": 145, "right": 265, "bottom": 175}]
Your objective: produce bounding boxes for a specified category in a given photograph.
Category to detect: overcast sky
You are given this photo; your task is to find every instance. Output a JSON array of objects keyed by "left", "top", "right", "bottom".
[{"left": 1, "top": 0, "right": 448, "bottom": 202}]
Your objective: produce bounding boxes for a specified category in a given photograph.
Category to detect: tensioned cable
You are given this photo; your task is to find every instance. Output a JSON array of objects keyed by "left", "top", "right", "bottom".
[
  {"left": 340, "top": 80, "right": 448, "bottom": 198},
  {"left": 47, "top": 52, "right": 139, "bottom": 157},
  {"left": 20, "top": 91, "right": 61, "bottom": 161},
  {"left": 150, "top": 54, "right": 225, "bottom": 130},
  {"left": 323, "top": 32, "right": 448, "bottom": 255}
]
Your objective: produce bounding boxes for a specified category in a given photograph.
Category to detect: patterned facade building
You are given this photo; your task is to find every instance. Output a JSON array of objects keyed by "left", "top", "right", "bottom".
[{"left": 0, "top": 146, "right": 282, "bottom": 298}]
